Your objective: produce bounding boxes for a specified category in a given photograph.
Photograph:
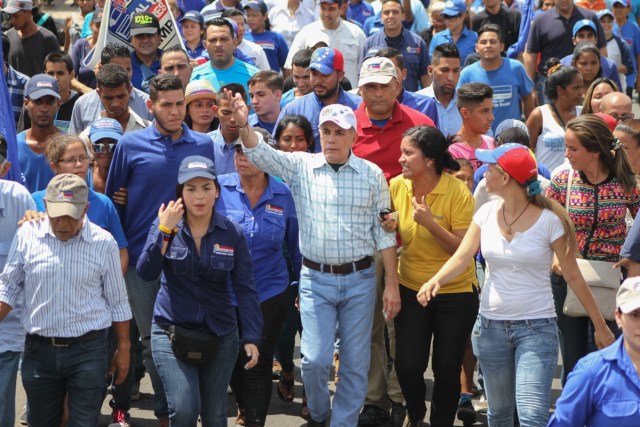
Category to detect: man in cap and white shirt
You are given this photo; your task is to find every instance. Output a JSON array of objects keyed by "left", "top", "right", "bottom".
[
  {"left": 3, "top": 0, "right": 60, "bottom": 77},
  {"left": 229, "top": 93, "right": 401, "bottom": 427},
  {"left": 284, "top": 0, "right": 366, "bottom": 84},
  {"left": 0, "top": 173, "right": 132, "bottom": 427}
]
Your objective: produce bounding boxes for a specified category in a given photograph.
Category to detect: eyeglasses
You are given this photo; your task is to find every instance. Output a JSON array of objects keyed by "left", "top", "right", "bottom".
[
  {"left": 609, "top": 113, "right": 634, "bottom": 122},
  {"left": 59, "top": 155, "right": 91, "bottom": 165},
  {"left": 93, "top": 142, "right": 117, "bottom": 153}
]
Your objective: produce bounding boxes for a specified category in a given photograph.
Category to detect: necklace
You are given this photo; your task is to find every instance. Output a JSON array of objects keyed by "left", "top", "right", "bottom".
[{"left": 502, "top": 202, "right": 530, "bottom": 235}]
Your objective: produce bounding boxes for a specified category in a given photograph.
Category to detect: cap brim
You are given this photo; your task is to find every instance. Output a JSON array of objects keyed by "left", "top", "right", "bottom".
[
  {"left": 308, "top": 63, "right": 334, "bottom": 75},
  {"left": 359, "top": 75, "right": 394, "bottom": 86},
  {"left": 441, "top": 9, "right": 460, "bottom": 16},
  {"left": 319, "top": 118, "right": 353, "bottom": 130},
  {"left": 180, "top": 16, "right": 203, "bottom": 24},
  {"left": 27, "top": 89, "right": 61, "bottom": 100},
  {"left": 243, "top": 5, "right": 266, "bottom": 11},
  {"left": 90, "top": 131, "right": 122, "bottom": 143},
  {"left": 3, "top": 6, "right": 23, "bottom": 13},
  {"left": 475, "top": 148, "right": 499, "bottom": 164},
  {"left": 130, "top": 28, "right": 159, "bottom": 36},
  {"left": 178, "top": 171, "right": 217, "bottom": 184},
  {"left": 45, "top": 201, "right": 86, "bottom": 219},
  {"left": 619, "top": 299, "right": 640, "bottom": 314},
  {"left": 186, "top": 93, "right": 217, "bottom": 105}
]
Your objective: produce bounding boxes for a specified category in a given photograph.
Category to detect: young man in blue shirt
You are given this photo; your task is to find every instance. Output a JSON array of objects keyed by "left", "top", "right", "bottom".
[
  {"left": 248, "top": 71, "right": 283, "bottom": 135},
  {"left": 105, "top": 74, "right": 215, "bottom": 426}
]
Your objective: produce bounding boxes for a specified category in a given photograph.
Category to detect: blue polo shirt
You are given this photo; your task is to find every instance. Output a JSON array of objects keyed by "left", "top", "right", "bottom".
[
  {"left": 185, "top": 40, "right": 207, "bottom": 62},
  {"left": 548, "top": 336, "right": 640, "bottom": 427},
  {"left": 275, "top": 89, "right": 362, "bottom": 152},
  {"left": 131, "top": 50, "right": 162, "bottom": 93},
  {"left": 106, "top": 123, "right": 215, "bottom": 264},
  {"left": 32, "top": 188, "right": 128, "bottom": 249},
  {"left": 429, "top": 26, "right": 478, "bottom": 66},
  {"left": 208, "top": 129, "right": 238, "bottom": 176},
  {"left": 244, "top": 31, "right": 289, "bottom": 72},
  {"left": 16, "top": 131, "right": 55, "bottom": 193},
  {"left": 400, "top": 89, "right": 438, "bottom": 124},
  {"left": 348, "top": 1, "right": 375, "bottom": 27},
  {"left": 248, "top": 113, "right": 276, "bottom": 135},
  {"left": 191, "top": 58, "right": 259, "bottom": 100},
  {"left": 137, "top": 212, "right": 263, "bottom": 345},
  {"left": 217, "top": 173, "right": 301, "bottom": 302},
  {"left": 362, "top": 28, "right": 429, "bottom": 92}
]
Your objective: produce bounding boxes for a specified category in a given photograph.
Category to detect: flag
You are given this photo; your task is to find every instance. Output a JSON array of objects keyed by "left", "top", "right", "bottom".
[
  {"left": 507, "top": 0, "right": 535, "bottom": 59},
  {"left": 0, "top": 28, "right": 24, "bottom": 185},
  {"left": 83, "top": 0, "right": 185, "bottom": 70}
]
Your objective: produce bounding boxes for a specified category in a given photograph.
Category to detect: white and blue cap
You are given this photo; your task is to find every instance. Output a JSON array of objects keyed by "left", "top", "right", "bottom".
[
  {"left": 612, "top": 0, "right": 629, "bottom": 7},
  {"left": 441, "top": 0, "right": 466, "bottom": 17},
  {"left": 318, "top": 104, "right": 357, "bottom": 130},
  {"left": 89, "top": 118, "right": 123, "bottom": 143},
  {"left": 179, "top": 10, "right": 204, "bottom": 26},
  {"left": 617, "top": 277, "right": 640, "bottom": 313},
  {"left": 572, "top": 19, "right": 597, "bottom": 38},
  {"left": 494, "top": 119, "right": 529, "bottom": 139},
  {"left": 178, "top": 156, "right": 218, "bottom": 184},
  {"left": 597, "top": 9, "right": 614, "bottom": 20},
  {"left": 25, "top": 74, "right": 60, "bottom": 100}
]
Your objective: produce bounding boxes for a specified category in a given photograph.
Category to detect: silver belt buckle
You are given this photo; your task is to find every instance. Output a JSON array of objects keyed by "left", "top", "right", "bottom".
[{"left": 51, "top": 337, "right": 69, "bottom": 347}]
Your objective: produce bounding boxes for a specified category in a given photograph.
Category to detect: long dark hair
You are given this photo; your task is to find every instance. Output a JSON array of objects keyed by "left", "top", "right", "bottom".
[{"left": 403, "top": 126, "right": 460, "bottom": 174}]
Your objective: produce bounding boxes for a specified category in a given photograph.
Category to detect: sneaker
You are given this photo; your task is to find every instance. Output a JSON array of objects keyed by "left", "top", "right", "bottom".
[
  {"left": 474, "top": 394, "right": 489, "bottom": 413},
  {"left": 457, "top": 395, "right": 476, "bottom": 425},
  {"left": 108, "top": 409, "right": 130, "bottom": 427},
  {"left": 131, "top": 379, "right": 141, "bottom": 401}
]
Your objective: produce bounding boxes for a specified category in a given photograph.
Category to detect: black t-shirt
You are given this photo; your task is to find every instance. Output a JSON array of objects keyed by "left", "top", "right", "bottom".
[
  {"left": 471, "top": 6, "right": 521, "bottom": 51},
  {"left": 6, "top": 26, "right": 61, "bottom": 77}
]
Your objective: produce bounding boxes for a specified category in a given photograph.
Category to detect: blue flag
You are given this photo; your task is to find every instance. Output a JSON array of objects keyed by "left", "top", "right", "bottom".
[
  {"left": 0, "top": 28, "right": 24, "bottom": 185},
  {"left": 507, "top": 0, "right": 535, "bottom": 59}
]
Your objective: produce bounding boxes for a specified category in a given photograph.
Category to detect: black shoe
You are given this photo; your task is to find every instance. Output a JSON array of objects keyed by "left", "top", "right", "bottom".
[
  {"left": 457, "top": 398, "right": 477, "bottom": 426},
  {"left": 358, "top": 404, "right": 388, "bottom": 426},
  {"left": 307, "top": 419, "right": 326, "bottom": 427},
  {"left": 390, "top": 401, "right": 407, "bottom": 427}
]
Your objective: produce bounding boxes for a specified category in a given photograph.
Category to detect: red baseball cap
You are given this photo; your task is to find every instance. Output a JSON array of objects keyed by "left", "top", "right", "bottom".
[{"left": 476, "top": 143, "right": 538, "bottom": 185}]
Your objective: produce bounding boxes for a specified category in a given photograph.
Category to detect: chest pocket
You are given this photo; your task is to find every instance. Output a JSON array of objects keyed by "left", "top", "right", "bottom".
[
  {"left": 601, "top": 400, "right": 639, "bottom": 417},
  {"left": 207, "top": 253, "right": 235, "bottom": 283},
  {"left": 165, "top": 245, "right": 190, "bottom": 274},
  {"left": 261, "top": 213, "right": 286, "bottom": 242}
]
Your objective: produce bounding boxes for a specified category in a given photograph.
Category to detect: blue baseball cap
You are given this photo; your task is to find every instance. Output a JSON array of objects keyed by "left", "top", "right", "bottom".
[
  {"left": 612, "top": 0, "right": 628, "bottom": 7},
  {"left": 243, "top": 0, "right": 268, "bottom": 13},
  {"left": 25, "top": 74, "right": 60, "bottom": 100},
  {"left": 308, "top": 47, "right": 344, "bottom": 75},
  {"left": 89, "top": 118, "right": 123, "bottom": 143},
  {"left": 179, "top": 10, "right": 204, "bottom": 26},
  {"left": 441, "top": 0, "right": 466, "bottom": 17},
  {"left": 178, "top": 156, "right": 218, "bottom": 184},
  {"left": 597, "top": 9, "right": 614, "bottom": 20},
  {"left": 572, "top": 19, "right": 597, "bottom": 38},
  {"left": 494, "top": 119, "right": 529, "bottom": 138},
  {"left": 476, "top": 143, "right": 538, "bottom": 185}
]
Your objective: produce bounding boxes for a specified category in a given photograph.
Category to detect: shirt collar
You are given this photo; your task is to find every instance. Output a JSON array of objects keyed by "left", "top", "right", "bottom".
[
  {"left": 39, "top": 216, "right": 92, "bottom": 242},
  {"left": 148, "top": 122, "right": 195, "bottom": 143},
  {"left": 310, "top": 151, "right": 364, "bottom": 174},
  {"left": 358, "top": 100, "right": 404, "bottom": 129}
]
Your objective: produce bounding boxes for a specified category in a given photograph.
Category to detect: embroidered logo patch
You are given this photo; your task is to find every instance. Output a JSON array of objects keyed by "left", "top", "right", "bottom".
[
  {"left": 265, "top": 204, "right": 283, "bottom": 215},
  {"left": 213, "top": 244, "right": 234, "bottom": 256},
  {"left": 56, "top": 190, "right": 74, "bottom": 200}
]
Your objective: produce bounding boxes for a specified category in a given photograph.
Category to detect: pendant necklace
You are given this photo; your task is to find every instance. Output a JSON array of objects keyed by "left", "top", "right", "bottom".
[{"left": 502, "top": 202, "right": 530, "bottom": 235}]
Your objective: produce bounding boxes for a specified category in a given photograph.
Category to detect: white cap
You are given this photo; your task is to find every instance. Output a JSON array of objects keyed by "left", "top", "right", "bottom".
[{"left": 318, "top": 104, "right": 357, "bottom": 130}]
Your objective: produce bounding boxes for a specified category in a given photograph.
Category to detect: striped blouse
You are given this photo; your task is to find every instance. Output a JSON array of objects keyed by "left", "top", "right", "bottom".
[{"left": 546, "top": 168, "right": 640, "bottom": 262}]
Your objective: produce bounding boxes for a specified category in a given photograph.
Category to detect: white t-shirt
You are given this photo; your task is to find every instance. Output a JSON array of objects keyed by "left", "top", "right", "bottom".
[{"left": 474, "top": 200, "right": 565, "bottom": 320}]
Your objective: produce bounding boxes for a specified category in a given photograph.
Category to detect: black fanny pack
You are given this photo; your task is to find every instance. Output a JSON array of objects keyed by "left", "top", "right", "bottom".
[{"left": 168, "top": 325, "right": 219, "bottom": 365}]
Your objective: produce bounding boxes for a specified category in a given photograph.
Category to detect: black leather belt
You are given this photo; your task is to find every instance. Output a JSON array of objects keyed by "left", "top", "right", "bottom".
[
  {"left": 303, "top": 256, "right": 373, "bottom": 275},
  {"left": 27, "top": 329, "right": 105, "bottom": 347}
]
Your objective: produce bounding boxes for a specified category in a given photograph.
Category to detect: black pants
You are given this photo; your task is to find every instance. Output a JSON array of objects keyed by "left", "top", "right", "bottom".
[
  {"left": 230, "top": 289, "right": 289, "bottom": 427},
  {"left": 394, "top": 285, "right": 479, "bottom": 426}
]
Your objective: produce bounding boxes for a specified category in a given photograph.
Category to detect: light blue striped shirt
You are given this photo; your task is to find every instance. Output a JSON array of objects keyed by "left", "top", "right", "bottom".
[
  {"left": 0, "top": 180, "right": 35, "bottom": 352},
  {"left": 243, "top": 136, "right": 396, "bottom": 264},
  {"left": 0, "top": 217, "right": 132, "bottom": 338}
]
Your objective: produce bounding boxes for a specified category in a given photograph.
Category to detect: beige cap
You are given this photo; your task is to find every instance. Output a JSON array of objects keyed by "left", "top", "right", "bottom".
[
  {"left": 358, "top": 57, "right": 397, "bottom": 87},
  {"left": 617, "top": 276, "right": 640, "bottom": 314},
  {"left": 44, "top": 174, "right": 89, "bottom": 219}
]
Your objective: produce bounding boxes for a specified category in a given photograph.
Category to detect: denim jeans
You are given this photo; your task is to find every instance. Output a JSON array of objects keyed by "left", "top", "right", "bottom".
[
  {"left": 125, "top": 266, "right": 168, "bottom": 419},
  {"left": 230, "top": 289, "right": 289, "bottom": 426},
  {"left": 21, "top": 330, "right": 109, "bottom": 427},
  {"left": 299, "top": 264, "right": 377, "bottom": 426},
  {"left": 394, "top": 285, "right": 479, "bottom": 425},
  {"left": 0, "top": 351, "right": 20, "bottom": 426},
  {"left": 550, "top": 272, "right": 620, "bottom": 385},
  {"left": 151, "top": 322, "right": 239, "bottom": 427},
  {"left": 472, "top": 315, "right": 559, "bottom": 427}
]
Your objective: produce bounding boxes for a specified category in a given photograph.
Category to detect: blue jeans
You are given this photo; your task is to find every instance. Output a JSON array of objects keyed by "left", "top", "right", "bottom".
[
  {"left": 21, "top": 330, "right": 109, "bottom": 427},
  {"left": 472, "top": 315, "right": 558, "bottom": 427},
  {"left": 299, "top": 264, "right": 377, "bottom": 427},
  {"left": 125, "top": 266, "right": 168, "bottom": 419},
  {"left": 151, "top": 322, "right": 239, "bottom": 427},
  {"left": 0, "top": 351, "right": 20, "bottom": 426}
]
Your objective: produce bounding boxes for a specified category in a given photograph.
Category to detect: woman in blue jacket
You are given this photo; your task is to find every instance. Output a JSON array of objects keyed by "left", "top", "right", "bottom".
[
  {"left": 216, "top": 140, "right": 301, "bottom": 427},
  {"left": 137, "top": 156, "right": 262, "bottom": 427}
]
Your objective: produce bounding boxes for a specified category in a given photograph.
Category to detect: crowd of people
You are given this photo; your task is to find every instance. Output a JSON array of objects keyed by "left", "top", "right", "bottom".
[{"left": 0, "top": 0, "right": 640, "bottom": 426}]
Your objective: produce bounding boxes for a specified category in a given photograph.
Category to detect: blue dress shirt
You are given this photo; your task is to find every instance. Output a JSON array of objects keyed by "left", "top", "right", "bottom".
[
  {"left": 208, "top": 129, "right": 239, "bottom": 175},
  {"left": 429, "top": 27, "right": 478, "bottom": 66},
  {"left": 217, "top": 173, "right": 301, "bottom": 302},
  {"left": 400, "top": 89, "right": 438, "bottom": 124}
]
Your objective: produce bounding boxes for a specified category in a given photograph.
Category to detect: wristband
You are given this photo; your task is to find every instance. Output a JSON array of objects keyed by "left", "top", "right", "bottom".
[{"left": 158, "top": 224, "right": 174, "bottom": 234}]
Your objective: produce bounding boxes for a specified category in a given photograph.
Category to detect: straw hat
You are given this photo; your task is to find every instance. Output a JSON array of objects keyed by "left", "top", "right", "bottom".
[{"left": 185, "top": 80, "right": 217, "bottom": 106}]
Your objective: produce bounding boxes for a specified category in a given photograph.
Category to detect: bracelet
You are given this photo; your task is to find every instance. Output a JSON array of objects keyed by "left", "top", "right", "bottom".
[{"left": 158, "top": 224, "right": 175, "bottom": 234}]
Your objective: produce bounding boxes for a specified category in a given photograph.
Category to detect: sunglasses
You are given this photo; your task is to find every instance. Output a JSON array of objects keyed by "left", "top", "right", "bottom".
[{"left": 93, "top": 142, "right": 117, "bottom": 153}]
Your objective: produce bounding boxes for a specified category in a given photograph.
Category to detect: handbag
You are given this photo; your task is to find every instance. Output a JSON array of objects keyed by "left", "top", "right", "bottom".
[
  {"left": 561, "top": 168, "right": 621, "bottom": 321},
  {"left": 167, "top": 325, "right": 219, "bottom": 365}
]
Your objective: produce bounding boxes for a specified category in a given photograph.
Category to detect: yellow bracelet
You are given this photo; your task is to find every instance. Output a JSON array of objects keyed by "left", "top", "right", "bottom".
[{"left": 158, "top": 224, "right": 174, "bottom": 235}]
